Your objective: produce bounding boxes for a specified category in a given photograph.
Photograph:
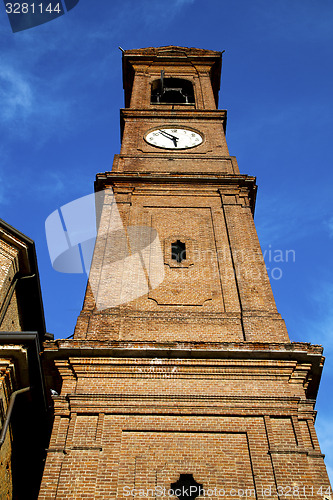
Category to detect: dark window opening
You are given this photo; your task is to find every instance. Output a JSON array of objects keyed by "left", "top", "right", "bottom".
[
  {"left": 171, "top": 474, "right": 203, "bottom": 500},
  {"left": 171, "top": 240, "right": 186, "bottom": 263},
  {"left": 151, "top": 78, "right": 195, "bottom": 104}
]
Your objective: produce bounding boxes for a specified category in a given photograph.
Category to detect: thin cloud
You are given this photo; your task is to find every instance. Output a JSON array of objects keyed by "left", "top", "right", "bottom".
[
  {"left": 315, "top": 416, "right": 333, "bottom": 483},
  {"left": 0, "top": 17, "right": 118, "bottom": 143},
  {"left": 297, "top": 284, "right": 333, "bottom": 483},
  {"left": 0, "top": 175, "right": 7, "bottom": 206},
  {"left": 114, "top": 0, "right": 196, "bottom": 28},
  {"left": 255, "top": 194, "right": 310, "bottom": 246},
  {"left": 0, "top": 67, "right": 33, "bottom": 122},
  {"left": 0, "top": 0, "right": 198, "bottom": 140},
  {"left": 175, "top": 0, "right": 196, "bottom": 6},
  {"left": 24, "top": 170, "right": 76, "bottom": 203},
  {"left": 327, "top": 217, "right": 333, "bottom": 239},
  {"left": 0, "top": 63, "right": 72, "bottom": 144},
  {"left": 307, "top": 283, "right": 333, "bottom": 346}
]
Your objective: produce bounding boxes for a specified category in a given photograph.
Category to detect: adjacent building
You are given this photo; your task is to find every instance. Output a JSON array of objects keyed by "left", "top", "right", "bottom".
[{"left": 0, "top": 219, "right": 51, "bottom": 499}]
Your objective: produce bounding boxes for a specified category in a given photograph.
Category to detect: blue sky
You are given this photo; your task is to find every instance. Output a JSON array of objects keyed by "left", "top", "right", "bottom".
[{"left": 1, "top": 0, "right": 333, "bottom": 482}]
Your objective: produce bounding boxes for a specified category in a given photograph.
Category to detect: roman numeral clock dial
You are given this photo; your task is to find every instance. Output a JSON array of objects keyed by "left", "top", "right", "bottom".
[{"left": 145, "top": 127, "right": 203, "bottom": 149}]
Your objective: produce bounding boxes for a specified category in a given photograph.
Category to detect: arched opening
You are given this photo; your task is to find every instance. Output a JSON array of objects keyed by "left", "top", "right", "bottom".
[
  {"left": 151, "top": 78, "right": 195, "bottom": 104},
  {"left": 171, "top": 474, "right": 203, "bottom": 500},
  {"left": 171, "top": 240, "right": 186, "bottom": 263}
]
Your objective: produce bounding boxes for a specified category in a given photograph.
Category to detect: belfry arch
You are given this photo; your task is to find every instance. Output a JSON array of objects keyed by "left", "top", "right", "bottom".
[{"left": 151, "top": 77, "right": 195, "bottom": 104}]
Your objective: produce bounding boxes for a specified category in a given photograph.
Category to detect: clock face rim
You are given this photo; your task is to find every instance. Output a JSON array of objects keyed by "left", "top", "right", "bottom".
[{"left": 144, "top": 126, "right": 204, "bottom": 150}]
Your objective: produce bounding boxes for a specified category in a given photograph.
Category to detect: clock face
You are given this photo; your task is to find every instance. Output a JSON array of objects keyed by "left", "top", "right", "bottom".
[{"left": 145, "top": 128, "right": 203, "bottom": 149}]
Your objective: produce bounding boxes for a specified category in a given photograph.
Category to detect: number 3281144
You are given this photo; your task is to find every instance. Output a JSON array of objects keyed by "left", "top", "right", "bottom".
[{"left": 6, "top": 3, "right": 62, "bottom": 14}]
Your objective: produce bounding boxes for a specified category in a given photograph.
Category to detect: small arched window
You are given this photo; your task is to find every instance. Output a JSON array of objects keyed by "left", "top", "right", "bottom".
[
  {"left": 171, "top": 240, "right": 186, "bottom": 263},
  {"left": 151, "top": 77, "right": 195, "bottom": 104},
  {"left": 171, "top": 474, "right": 203, "bottom": 500}
]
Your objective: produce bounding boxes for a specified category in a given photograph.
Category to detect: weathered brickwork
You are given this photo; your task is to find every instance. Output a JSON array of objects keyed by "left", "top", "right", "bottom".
[
  {"left": 73, "top": 177, "right": 288, "bottom": 344},
  {"left": 0, "top": 220, "right": 48, "bottom": 499},
  {"left": 39, "top": 46, "right": 331, "bottom": 499},
  {"left": 39, "top": 340, "right": 331, "bottom": 499},
  {"left": 0, "top": 358, "right": 16, "bottom": 499},
  {"left": 0, "top": 235, "right": 23, "bottom": 332},
  {"left": 0, "top": 224, "right": 30, "bottom": 499}
]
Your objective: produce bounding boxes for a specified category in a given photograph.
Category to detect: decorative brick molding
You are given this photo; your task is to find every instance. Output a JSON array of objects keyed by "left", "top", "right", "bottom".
[{"left": 164, "top": 236, "right": 196, "bottom": 268}]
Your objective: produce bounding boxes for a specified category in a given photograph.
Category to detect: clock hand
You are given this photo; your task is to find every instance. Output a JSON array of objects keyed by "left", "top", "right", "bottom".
[
  {"left": 158, "top": 129, "right": 179, "bottom": 144},
  {"left": 158, "top": 129, "right": 176, "bottom": 139}
]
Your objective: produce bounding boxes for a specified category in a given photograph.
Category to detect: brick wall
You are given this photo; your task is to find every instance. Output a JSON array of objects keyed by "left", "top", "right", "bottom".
[
  {"left": 0, "top": 358, "right": 16, "bottom": 499},
  {"left": 39, "top": 341, "right": 331, "bottom": 499},
  {"left": 39, "top": 46, "right": 331, "bottom": 499}
]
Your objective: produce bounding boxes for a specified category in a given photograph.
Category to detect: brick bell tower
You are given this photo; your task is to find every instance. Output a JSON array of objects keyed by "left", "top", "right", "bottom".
[{"left": 39, "top": 47, "right": 331, "bottom": 499}]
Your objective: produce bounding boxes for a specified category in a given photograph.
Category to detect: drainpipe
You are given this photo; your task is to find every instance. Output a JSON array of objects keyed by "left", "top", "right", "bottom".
[
  {"left": 0, "top": 333, "right": 47, "bottom": 412},
  {"left": 0, "top": 386, "right": 30, "bottom": 448}
]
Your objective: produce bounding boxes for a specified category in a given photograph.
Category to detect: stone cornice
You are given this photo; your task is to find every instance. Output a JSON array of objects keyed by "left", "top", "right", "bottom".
[
  {"left": 43, "top": 340, "right": 324, "bottom": 358},
  {"left": 43, "top": 340, "right": 323, "bottom": 400},
  {"left": 95, "top": 172, "right": 257, "bottom": 214},
  {"left": 120, "top": 108, "right": 227, "bottom": 120},
  {"left": 52, "top": 393, "right": 316, "bottom": 419},
  {"left": 95, "top": 172, "right": 256, "bottom": 188}
]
